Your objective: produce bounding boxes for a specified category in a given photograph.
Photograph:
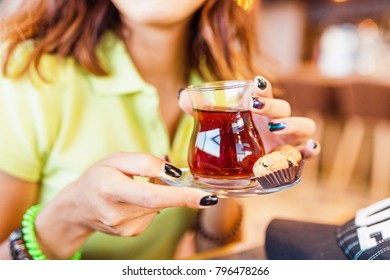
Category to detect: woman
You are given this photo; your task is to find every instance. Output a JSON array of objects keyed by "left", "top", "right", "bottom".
[{"left": 0, "top": 0, "right": 319, "bottom": 259}]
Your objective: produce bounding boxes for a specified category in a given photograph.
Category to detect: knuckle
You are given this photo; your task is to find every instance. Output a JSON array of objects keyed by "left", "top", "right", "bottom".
[
  {"left": 123, "top": 227, "right": 145, "bottom": 237},
  {"left": 179, "top": 193, "right": 193, "bottom": 208},
  {"left": 101, "top": 152, "right": 124, "bottom": 164},
  {"left": 133, "top": 224, "right": 149, "bottom": 236},
  {"left": 140, "top": 154, "right": 159, "bottom": 171},
  {"left": 116, "top": 222, "right": 150, "bottom": 237},
  {"left": 99, "top": 210, "right": 121, "bottom": 227},
  {"left": 98, "top": 184, "right": 115, "bottom": 201},
  {"left": 117, "top": 227, "right": 138, "bottom": 237},
  {"left": 179, "top": 190, "right": 201, "bottom": 208},
  {"left": 128, "top": 154, "right": 160, "bottom": 177},
  {"left": 180, "top": 197, "right": 192, "bottom": 208}
]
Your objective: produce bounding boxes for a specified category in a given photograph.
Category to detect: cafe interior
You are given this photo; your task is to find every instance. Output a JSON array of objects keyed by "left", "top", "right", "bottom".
[
  {"left": 0, "top": 0, "right": 389, "bottom": 260},
  {"left": 205, "top": 0, "right": 390, "bottom": 260}
]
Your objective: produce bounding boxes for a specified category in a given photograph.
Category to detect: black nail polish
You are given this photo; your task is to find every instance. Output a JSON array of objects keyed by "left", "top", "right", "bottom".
[
  {"left": 164, "top": 163, "right": 182, "bottom": 178},
  {"left": 268, "top": 121, "right": 286, "bottom": 132},
  {"left": 252, "top": 97, "right": 265, "bottom": 109},
  {"left": 309, "top": 139, "right": 318, "bottom": 149},
  {"left": 200, "top": 195, "right": 218, "bottom": 206},
  {"left": 176, "top": 88, "right": 185, "bottom": 99},
  {"left": 257, "top": 77, "right": 267, "bottom": 90}
]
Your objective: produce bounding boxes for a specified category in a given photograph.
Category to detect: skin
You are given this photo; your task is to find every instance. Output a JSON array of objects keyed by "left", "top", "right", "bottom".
[{"left": 0, "top": 0, "right": 320, "bottom": 259}]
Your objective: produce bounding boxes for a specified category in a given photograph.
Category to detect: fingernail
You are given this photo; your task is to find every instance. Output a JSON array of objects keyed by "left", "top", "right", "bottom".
[
  {"left": 252, "top": 97, "right": 265, "bottom": 109},
  {"left": 176, "top": 88, "right": 185, "bottom": 99},
  {"left": 268, "top": 121, "right": 286, "bottom": 132},
  {"left": 200, "top": 195, "right": 218, "bottom": 206},
  {"left": 256, "top": 77, "right": 267, "bottom": 90},
  {"left": 164, "top": 163, "right": 182, "bottom": 178},
  {"left": 307, "top": 139, "right": 318, "bottom": 149}
]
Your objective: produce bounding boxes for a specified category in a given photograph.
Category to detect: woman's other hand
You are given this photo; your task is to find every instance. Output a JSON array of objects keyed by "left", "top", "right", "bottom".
[
  {"left": 35, "top": 153, "right": 218, "bottom": 259},
  {"left": 249, "top": 76, "right": 320, "bottom": 158}
]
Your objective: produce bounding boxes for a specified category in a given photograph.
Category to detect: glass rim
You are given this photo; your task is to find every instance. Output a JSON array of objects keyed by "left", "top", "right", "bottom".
[{"left": 186, "top": 80, "right": 252, "bottom": 92}]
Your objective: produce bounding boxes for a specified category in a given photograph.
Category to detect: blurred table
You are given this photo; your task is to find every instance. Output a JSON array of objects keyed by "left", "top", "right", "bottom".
[{"left": 279, "top": 63, "right": 390, "bottom": 88}]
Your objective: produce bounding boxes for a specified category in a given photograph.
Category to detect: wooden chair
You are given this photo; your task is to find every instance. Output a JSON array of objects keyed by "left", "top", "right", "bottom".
[
  {"left": 329, "top": 78, "right": 390, "bottom": 201},
  {"left": 278, "top": 77, "right": 337, "bottom": 186}
]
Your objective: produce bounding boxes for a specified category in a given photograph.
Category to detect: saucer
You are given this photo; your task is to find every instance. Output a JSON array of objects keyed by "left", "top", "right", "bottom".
[{"left": 159, "top": 168, "right": 301, "bottom": 198}]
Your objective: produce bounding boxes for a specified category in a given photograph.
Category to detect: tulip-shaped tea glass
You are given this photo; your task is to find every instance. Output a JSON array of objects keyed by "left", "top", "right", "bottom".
[
  {"left": 159, "top": 80, "right": 302, "bottom": 197},
  {"left": 186, "top": 80, "right": 265, "bottom": 188}
]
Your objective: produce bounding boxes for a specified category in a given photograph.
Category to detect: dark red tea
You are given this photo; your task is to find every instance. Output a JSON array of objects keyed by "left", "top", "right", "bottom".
[{"left": 188, "top": 108, "right": 265, "bottom": 179}]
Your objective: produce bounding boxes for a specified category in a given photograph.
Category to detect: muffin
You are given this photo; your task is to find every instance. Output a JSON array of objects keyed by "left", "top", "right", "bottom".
[
  {"left": 273, "top": 144, "right": 302, "bottom": 163},
  {"left": 253, "top": 145, "right": 304, "bottom": 189}
]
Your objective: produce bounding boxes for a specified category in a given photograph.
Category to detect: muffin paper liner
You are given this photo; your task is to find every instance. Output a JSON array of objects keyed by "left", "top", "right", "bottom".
[{"left": 256, "top": 159, "right": 305, "bottom": 189}]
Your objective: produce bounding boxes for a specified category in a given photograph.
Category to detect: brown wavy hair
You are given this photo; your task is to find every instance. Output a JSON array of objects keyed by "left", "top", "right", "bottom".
[{"left": 0, "top": 0, "right": 262, "bottom": 80}]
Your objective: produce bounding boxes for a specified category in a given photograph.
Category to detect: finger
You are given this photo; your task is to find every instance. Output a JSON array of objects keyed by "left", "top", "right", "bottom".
[
  {"left": 101, "top": 152, "right": 181, "bottom": 179},
  {"left": 252, "top": 76, "right": 273, "bottom": 98},
  {"left": 178, "top": 88, "right": 194, "bottom": 116},
  {"left": 106, "top": 170, "right": 218, "bottom": 209},
  {"left": 297, "top": 139, "right": 321, "bottom": 159},
  {"left": 267, "top": 117, "right": 316, "bottom": 139},
  {"left": 250, "top": 97, "right": 291, "bottom": 118}
]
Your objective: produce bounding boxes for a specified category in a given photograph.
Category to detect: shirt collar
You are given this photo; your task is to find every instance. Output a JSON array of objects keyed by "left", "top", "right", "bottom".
[
  {"left": 88, "top": 31, "right": 204, "bottom": 96},
  {"left": 88, "top": 32, "right": 147, "bottom": 96}
]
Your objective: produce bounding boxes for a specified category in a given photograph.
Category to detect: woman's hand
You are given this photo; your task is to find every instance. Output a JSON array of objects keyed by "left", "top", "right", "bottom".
[
  {"left": 249, "top": 76, "right": 320, "bottom": 158},
  {"left": 34, "top": 153, "right": 218, "bottom": 259}
]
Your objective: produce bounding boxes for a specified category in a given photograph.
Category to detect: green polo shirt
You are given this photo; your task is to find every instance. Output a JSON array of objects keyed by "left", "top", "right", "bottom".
[{"left": 0, "top": 32, "right": 199, "bottom": 259}]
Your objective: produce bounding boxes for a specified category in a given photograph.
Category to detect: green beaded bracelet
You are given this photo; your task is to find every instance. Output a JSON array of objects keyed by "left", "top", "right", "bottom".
[{"left": 21, "top": 204, "right": 82, "bottom": 260}]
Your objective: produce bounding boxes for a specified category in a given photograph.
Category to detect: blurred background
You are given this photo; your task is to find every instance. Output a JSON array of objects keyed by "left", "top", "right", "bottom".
[
  {"left": 238, "top": 0, "right": 390, "bottom": 260},
  {"left": 1, "top": 0, "right": 389, "bottom": 259},
  {"left": 193, "top": 0, "right": 390, "bottom": 259}
]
